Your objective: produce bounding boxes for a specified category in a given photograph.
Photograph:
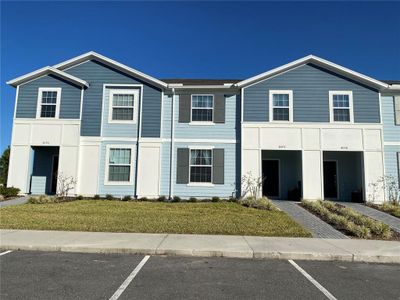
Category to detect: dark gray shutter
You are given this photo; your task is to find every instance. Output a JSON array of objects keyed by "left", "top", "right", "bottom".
[
  {"left": 176, "top": 148, "right": 189, "bottom": 184},
  {"left": 394, "top": 96, "right": 400, "bottom": 125},
  {"left": 179, "top": 94, "right": 191, "bottom": 123},
  {"left": 212, "top": 149, "right": 224, "bottom": 184},
  {"left": 214, "top": 94, "right": 225, "bottom": 123}
]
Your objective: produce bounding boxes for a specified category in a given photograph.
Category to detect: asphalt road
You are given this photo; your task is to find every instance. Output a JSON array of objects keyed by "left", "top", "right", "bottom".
[{"left": 1, "top": 250, "right": 399, "bottom": 300}]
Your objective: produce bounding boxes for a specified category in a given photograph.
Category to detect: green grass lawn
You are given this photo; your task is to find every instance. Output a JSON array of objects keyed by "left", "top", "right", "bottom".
[{"left": 0, "top": 200, "right": 311, "bottom": 237}]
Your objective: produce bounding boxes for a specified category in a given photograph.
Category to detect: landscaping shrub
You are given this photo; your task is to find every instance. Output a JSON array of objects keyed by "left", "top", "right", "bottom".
[
  {"left": 0, "top": 186, "right": 20, "bottom": 198},
  {"left": 172, "top": 196, "right": 181, "bottom": 202},
  {"left": 28, "top": 195, "right": 58, "bottom": 204},
  {"left": 122, "top": 195, "right": 131, "bottom": 201},
  {"left": 105, "top": 194, "right": 114, "bottom": 200},
  {"left": 239, "top": 197, "right": 278, "bottom": 211},
  {"left": 93, "top": 194, "right": 100, "bottom": 200},
  {"left": 158, "top": 195, "right": 167, "bottom": 202},
  {"left": 211, "top": 196, "right": 220, "bottom": 202},
  {"left": 368, "top": 202, "right": 400, "bottom": 219},
  {"left": 138, "top": 197, "right": 148, "bottom": 201},
  {"left": 188, "top": 197, "right": 197, "bottom": 202},
  {"left": 76, "top": 195, "right": 84, "bottom": 200}
]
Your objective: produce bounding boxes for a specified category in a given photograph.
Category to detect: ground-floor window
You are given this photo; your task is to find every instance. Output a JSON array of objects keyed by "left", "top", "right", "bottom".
[
  {"left": 105, "top": 146, "right": 133, "bottom": 184},
  {"left": 189, "top": 149, "right": 212, "bottom": 183}
]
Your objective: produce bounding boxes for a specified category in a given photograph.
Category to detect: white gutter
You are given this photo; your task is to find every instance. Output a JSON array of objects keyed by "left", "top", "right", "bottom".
[{"left": 168, "top": 88, "right": 175, "bottom": 200}]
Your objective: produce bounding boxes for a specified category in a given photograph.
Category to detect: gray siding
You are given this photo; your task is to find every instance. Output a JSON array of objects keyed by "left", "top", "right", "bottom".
[
  {"left": 382, "top": 95, "right": 400, "bottom": 142},
  {"left": 243, "top": 64, "right": 380, "bottom": 123},
  {"left": 16, "top": 75, "right": 81, "bottom": 119},
  {"left": 65, "top": 60, "right": 162, "bottom": 137}
]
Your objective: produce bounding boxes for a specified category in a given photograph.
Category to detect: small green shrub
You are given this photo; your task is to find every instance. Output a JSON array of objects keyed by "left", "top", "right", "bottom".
[
  {"left": 188, "top": 197, "right": 197, "bottom": 202},
  {"left": 93, "top": 194, "right": 100, "bottom": 200},
  {"left": 228, "top": 197, "right": 238, "bottom": 202},
  {"left": 211, "top": 197, "right": 220, "bottom": 202},
  {"left": 0, "top": 186, "right": 20, "bottom": 198},
  {"left": 28, "top": 195, "right": 58, "bottom": 204},
  {"left": 138, "top": 197, "right": 148, "bottom": 201},
  {"left": 172, "top": 196, "right": 181, "bottom": 202},
  {"left": 122, "top": 195, "right": 131, "bottom": 201},
  {"left": 105, "top": 194, "right": 114, "bottom": 200},
  {"left": 239, "top": 197, "right": 278, "bottom": 211},
  {"left": 158, "top": 195, "right": 167, "bottom": 202},
  {"left": 76, "top": 195, "right": 83, "bottom": 200}
]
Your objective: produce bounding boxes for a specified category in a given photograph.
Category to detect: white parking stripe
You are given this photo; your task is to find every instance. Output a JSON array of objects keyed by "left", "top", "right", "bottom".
[
  {"left": 109, "top": 255, "right": 150, "bottom": 300},
  {"left": 0, "top": 250, "right": 13, "bottom": 256},
  {"left": 288, "top": 260, "right": 337, "bottom": 300}
]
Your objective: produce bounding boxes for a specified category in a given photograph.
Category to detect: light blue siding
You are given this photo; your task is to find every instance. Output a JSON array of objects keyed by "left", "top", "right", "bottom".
[
  {"left": 243, "top": 64, "right": 380, "bottom": 123},
  {"left": 98, "top": 141, "right": 137, "bottom": 197},
  {"left": 161, "top": 95, "right": 172, "bottom": 139},
  {"left": 171, "top": 142, "right": 238, "bottom": 198},
  {"left": 16, "top": 75, "right": 81, "bottom": 119},
  {"left": 101, "top": 86, "right": 139, "bottom": 138},
  {"left": 159, "top": 142, "right": 171, "bottom": 196},
  {"left": 65, "top": 60, "right": 162, "bottom": 137},
  {"left": 382, "top": 96, "right": 400, "bottom": 142},
  {"left": 384, "top": 145, "right": 400, "bottom": 184},
  {"left": 174, "top": 94, "right": 239, "bottom": 140}
]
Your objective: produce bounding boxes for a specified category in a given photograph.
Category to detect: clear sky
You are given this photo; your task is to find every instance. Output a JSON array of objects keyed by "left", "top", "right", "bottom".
[{"left": 1, "top": 1, "right": 399, "bottom": 152}]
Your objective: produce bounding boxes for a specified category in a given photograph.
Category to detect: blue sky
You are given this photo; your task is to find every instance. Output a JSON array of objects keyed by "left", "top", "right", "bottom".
[{"left": 1, "top": 1, "right": 399, "bottom": 152}]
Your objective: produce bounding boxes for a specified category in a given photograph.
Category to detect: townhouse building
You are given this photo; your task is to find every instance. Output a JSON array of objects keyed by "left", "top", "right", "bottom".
[{"left": 6, "top": 52, "right": 399, "bottom": 202}]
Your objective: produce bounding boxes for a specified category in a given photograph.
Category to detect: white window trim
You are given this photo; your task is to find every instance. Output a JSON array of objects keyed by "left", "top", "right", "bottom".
[
  {"left": 104, "top": 144, "right": 135, "bottom": 185},
  {"left": 108, "top": 89, "right": 139, "bottom": 124},
  {"left": 188, "top": 147, "right": 213, "bottom": 185},
  {"left": 36, "top": 87, "right": 62, "bottom": 119},
  {"left": 329, "top": 91, "right": 354, "bottom": 123},
  {"left": 269, "top": 90, "right": 293, "bottom": 123},
  {"left": 190, "top": 94, "right": 214, "bottom": 125}
]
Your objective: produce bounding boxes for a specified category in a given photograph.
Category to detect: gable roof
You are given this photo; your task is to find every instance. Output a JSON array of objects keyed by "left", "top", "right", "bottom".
[
  {"left": 7, "top": 66, "right": 89, "bottom": 88},
  {"left": 235, "top": 55, "right": 389, "bottom": 89},
  {"left": 53, "top": 51, "right": 168, "bottom": 89},
  {"left": 162, "top": 79, "right": 242, "bottom": 86}
]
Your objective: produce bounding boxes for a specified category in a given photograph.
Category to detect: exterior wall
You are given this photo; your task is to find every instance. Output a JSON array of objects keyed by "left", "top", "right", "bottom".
[
  {"left": 243, "top": 64, "right": 380, "bottom": 123},
  {"left": 384, "top": 145, "right": 400, "bottom": 183},
  {"left": 64, "top": 60, "right": 162, "bottom": 137},
  {"left": 16, "top": 74, "right": 81, "bottom": 119}
]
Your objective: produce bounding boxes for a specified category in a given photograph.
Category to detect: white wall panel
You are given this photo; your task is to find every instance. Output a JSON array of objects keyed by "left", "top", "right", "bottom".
[
  {"left": 322, "top": 128, "right": 363, "bottom": 150},
  {"left": 12, "top": 124, "right": 31, "bottom": 145},
  {"left": 137, "top": 145, "right": 160, "bottom": 197},
  {"left": 302, "top": 150, "right": 323, "bottom": 200},
  {"left": 242, "top": 127, "right": 259, "bottom": 149},
  {"left": 31, "top": 124, "right": 62, "bottom": 146},
  {"left": 260, "top": 128, "right": 301, "bottom": 150},
  {"left": 363, "top": 129, "right": 382, "bottom": 151},
  {"left": 62, "top": 124, "right": 80, "bottom": 146},
  {"left": 364, "top": 151, "right": 385, "bottom": 203},
  {"left": 7, "top": 145, "right": 31, "bottom": 193},
  {"left": 58, "top": 146, "right": 79, "bottom": 195},
  {"left": 302, "top": 128, "right": 320, "bottom": 150},
  {"left": 78, "top": 145, "right": 100, "bottom": 196}
]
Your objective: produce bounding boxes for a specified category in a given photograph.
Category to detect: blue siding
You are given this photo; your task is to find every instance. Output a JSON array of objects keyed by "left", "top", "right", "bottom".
[
  {"left": 171, "top": 142, "right": 238, "bottom": 198},
  {"left": 98, "top": 141, "right": 137, "bottom": 197},
  {"left": 161, "top": 95, "right": 172, "bottom": 139},
  {"left": 384, "top": 145, "right": 400, "bottom": 184},
  {"left": 382, "top": 96, "right": 400, "bottom": 142},
  {"left": 243, "top": 64, "right": 380, "bottom": 123},
  {"left": 65, "top": 60, "right": 162, "bottom": 137},
  {"left": 159, "top": 142, "right": 171, "bottom": 196},
  {"left": 174, "top": 94, "right": 239, "bottom": 140},
  {"left": 16, "top": 75, "right": 81, "bottom": 119},
  {"left": 102, "top": 86, "right": 138, "bottom": 138}
]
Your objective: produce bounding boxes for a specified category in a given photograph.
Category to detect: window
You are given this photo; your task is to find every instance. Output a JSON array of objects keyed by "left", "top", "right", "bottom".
[
  {"left": 36, "top": 88, "right": 61, "bottom": 118},
  {"left": 329, "top": 91, "right": 353, "bottom": 123},
  {"left": 269, "top": 90, "right": 293, "bottom": 122},
  {"left": 108, "top": 89, "right": 139, "bottom": 123},
  {"left": 105, "top": 147, "right": 133, "bottom": 184},
  {"left": 191, "top": 95, "right": 213, "bottom": 122},
  {"left": 189, "top": 149, "right": 212, "bottom": 183}
]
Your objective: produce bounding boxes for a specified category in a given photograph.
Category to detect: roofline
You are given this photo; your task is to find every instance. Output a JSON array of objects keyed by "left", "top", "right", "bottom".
[
  {"left": 7, "top": 66, "right": 89, "bottom": 88},
  {"left": 167, "top": 84, "right": 238, "bottom": 89},
  {"left": 235, "top": 55, "right": 389, "bottom": 89},
  {"left": 52, "top": 51, "right": 168, "bottom": 89}
]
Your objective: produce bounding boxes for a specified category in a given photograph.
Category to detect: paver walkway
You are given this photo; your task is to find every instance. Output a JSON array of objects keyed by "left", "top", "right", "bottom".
[
  {"left": 272, "top": 200, "right": 348, "bottom": 239},
  {"left": 0, "top": 196, "right": 28, "bottom": 208},
  {"left": 341, "top": 202, "right": 400, "bottom": 233}
]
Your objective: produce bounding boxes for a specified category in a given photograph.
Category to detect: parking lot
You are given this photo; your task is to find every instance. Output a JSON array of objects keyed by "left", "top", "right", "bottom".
[{"left": 1, "top": 250, "right": 399, "bottom": 300}]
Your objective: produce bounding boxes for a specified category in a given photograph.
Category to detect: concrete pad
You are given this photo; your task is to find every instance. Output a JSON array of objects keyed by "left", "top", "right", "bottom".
[
  {"left": 324, "top": 239, "right": 400, "bottom": 263},
  {"left": 156, "top": 234, "right": 253, "bottom": 258},
  {"left": 244, "top": 236, "right": 353, "bottom": 261},
  {"left": 61, "top": 232, "right": 167, "bottom": 255}
]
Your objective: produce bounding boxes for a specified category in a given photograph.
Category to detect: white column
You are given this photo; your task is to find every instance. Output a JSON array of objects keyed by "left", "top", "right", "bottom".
[
  {"left": 363, "top": 151, "right": 385, "bottom": 203},
  {"left": 7, "top": 145, "right": 32, "bottom": 193},
  {"left": 302, "top": 150, "right": 323, "bottom": 200}
]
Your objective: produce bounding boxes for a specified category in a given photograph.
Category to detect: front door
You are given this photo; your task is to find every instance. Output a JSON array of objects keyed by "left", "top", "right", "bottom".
[
  {"left": 262, "top": 160, "right": 279, "bottom": 198},
  {"left": 324, "top": 161, "right": 338, "bottom": 199}
]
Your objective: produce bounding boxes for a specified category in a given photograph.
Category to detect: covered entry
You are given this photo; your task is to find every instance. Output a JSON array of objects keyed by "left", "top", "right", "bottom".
[
  {"left": 30, "top": 146, "right": 59, "bottom": 195},
  {"left": 262, "top": 150, "right": 302, "bottom": 200},
  {"left": 323, "top": 151, "right": 364, "bottom": 202}
]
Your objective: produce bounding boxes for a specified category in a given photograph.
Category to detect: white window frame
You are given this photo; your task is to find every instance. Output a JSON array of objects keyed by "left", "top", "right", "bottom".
[
  {"left": 190, "top": 94, "right": 214, "bottom": 125},
  {"left": 188, "top": 146, "right": 214, "bottom": 186},
  {"left": 104, "top": 144, "right": 135, "bottom": 185},
  {"left": 269, "top": 90, "right": 293, "bottom": 122},
  {"left": 36, "top": 87, "right": 62, "bottom": 119},
  {"left": 108, "top": 89, "right": 139, "bottom": 124},
  {"left": 329, "top": 91, "right": 354, "bottom": 123}
]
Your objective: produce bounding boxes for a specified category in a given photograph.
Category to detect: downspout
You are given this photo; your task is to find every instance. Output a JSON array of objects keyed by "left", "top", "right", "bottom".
[
  {"left": 134, "top": 88, "right": 143, "bottom": 199},
  {"left": 168, "top": 88, "right": 175, "bottom": 200}
]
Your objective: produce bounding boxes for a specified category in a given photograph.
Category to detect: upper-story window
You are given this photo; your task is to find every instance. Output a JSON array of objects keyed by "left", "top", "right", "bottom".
[
  {"left": 108, "top": 89, "right": 139, "bottom": 123},
  {"left": 105, "top": 146, "right": 134, "bottom": 185},
  {"left": 190, "top": 149, "right": 212, "bottom": 183},
  {"left": 329, "top": 91, "right": 354, "bottom": 123},
  {"left": 191, "top": 95, "right": 214, "bottom": 123},
  {"left": 36, "top": 87, "right": 61, "bottom": 118},
  {"left": 269, "top": 90, "right": 293, "bottom": 122}
]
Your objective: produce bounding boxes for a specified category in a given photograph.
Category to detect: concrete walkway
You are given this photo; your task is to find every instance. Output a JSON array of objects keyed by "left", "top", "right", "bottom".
[
  {"left": 1, "top": 229, "right": 399, "bottom": 263},
  {"left": 0, "top": 196, "right": 28, "bottom": 208},
  {"left": 272, "top": 200, "right": 348, "bottom": 239},
  {"left": 341, "top": 202, "right": 400, "bottom": 233}
]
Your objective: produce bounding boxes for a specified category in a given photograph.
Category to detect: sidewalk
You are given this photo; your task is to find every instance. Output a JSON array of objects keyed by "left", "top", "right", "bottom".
[{"left": 1, "top": 229, "right": 399, "bottom": 263}]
